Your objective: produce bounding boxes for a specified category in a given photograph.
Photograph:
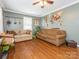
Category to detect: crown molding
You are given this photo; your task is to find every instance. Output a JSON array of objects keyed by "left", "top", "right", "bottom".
[
  {"left": 41, "top": 0, "right": 79, "bottom": 17},
  {"left": 3, "top": 8, "right": 41, "bottom": 17}
]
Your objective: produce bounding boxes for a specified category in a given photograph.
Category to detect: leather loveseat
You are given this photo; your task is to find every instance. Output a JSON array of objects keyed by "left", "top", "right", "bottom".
[{"left": 36, "top": 28, "right": 66, "bottom": 46}]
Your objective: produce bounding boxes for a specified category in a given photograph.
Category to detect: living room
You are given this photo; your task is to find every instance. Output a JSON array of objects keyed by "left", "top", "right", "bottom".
[{"left": 0, "top": 0, "right": 79, "bottom": 59}]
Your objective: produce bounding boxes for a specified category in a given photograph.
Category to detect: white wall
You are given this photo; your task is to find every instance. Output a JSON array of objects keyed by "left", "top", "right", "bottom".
[
  {"left": 61, "top": 3, "right": 79, "bottom": 44},
  {"left": 0, "top": 7, "right": 3, "bottom": 32}
]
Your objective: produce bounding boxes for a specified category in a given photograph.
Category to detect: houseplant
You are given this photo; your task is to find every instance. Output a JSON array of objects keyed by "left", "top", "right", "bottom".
[
  {"left": 1, "top": 38, "right": 10, "bottom": 54},
  {"left": 0, "top": 40, "right": 10, "bottom": 59},
  {"left": 0, "top": 37, "right": 14, "bottom": 55},
  {"left": 32, "top": 26, "right": 41, "bottom": 38},
  {"left": 0, "top": 33, "right": 14, "bottom": 59}
]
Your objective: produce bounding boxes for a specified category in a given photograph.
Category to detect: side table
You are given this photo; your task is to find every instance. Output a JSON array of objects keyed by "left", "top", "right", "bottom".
[{"left": 66, "top": 40, "right": 77, "bottom": 48}]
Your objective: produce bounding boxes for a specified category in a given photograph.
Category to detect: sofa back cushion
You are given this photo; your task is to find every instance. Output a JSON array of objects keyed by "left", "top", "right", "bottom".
[
  {"left": 41, "top": 29, "right": 59, "bottom": 35},
  {"left": 6, "top": 30, "right": 32, "bottom": 35},
  {"left": 14, "top": 30, "right": 31, "bottom": 35},
  {"left": 40, "top": 28, "right": 66, "bottom": 36},
  {"left": 57, "top": 30, "right": 66, "bottom": 35}
]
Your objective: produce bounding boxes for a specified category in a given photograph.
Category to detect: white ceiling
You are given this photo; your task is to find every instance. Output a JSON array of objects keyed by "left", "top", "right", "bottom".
[{"left": 0, "top": 0, "right": 79, "bottom": 17}]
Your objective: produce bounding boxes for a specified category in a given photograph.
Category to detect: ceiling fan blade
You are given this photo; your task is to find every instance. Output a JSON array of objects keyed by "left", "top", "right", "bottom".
[
  {"left": 47, "top": 1, "right": 54, "bottom": 4},
  {"left": 33, "top": 1, "right": 40, "bottom": 5}
]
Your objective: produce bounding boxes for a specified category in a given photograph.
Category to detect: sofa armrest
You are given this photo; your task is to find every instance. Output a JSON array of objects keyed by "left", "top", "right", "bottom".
[{"left": 56, "top": 35, "right": 65, "bottom": 39}]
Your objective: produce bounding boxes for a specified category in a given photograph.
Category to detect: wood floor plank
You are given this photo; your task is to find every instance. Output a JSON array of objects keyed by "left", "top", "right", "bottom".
[{"left": 8, "top": 39, "right": 79, "bottom": 59}]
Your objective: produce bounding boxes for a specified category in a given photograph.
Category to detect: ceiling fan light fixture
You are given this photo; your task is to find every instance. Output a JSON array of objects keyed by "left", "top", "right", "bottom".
[
  {"left": 40, "top": 0, "right": 47, "bottom": 8},
  {"left": 47, "top": 1, "right": 54, "bottom": 4},
  {"left": 33, "top": 0, "right": 54, "bottom": 8},
  {"left": 40, "top": 1, "right": 43, "bottom": 5}
]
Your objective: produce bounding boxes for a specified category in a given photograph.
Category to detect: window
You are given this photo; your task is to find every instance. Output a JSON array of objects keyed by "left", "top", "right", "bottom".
[{"left": 23, "top": 17, "right": 32, "bottom": 30}]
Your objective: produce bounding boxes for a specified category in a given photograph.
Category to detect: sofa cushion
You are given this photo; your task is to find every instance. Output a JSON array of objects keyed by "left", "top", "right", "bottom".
[
  {"left": 37, "top": 28, "right": 66, "bottom": 40},
  {"left": 6, "top": 31, "right": 16, "bottom": 35},
  {"left": 14, "top": 30, "right": 21, "bottom": 35},
  {"left": 41, "top": 29, "right": 59, "bottom": 35},
  {"left": 46, "top": 34, "right": 56, "bottom": 39},
  {"left": 26, "top": 30, "right": 31, "bottom": 34},
  {"left": 14, "top": 30, "right": 31, "bottom": 35},
  {"left": 47, "top": 30, "right": 58, "bottom": 35},
  {"left": 41, "top": 29, "right": 47, "bottom": 34},
  {"left": 15, "top": 34, "right": 31, "bottom": 37},
  {"left": 37, "top": 32, "right": 47, "bottom": 38},
  {"left": 57, "top": 30, "right": 66, "bottom": 35},
  {"left": 20, "top": 30, "right": 26, "bottom": 34},
  {"left": 56, "top": 35, "right": 65, "bottom": 39}
]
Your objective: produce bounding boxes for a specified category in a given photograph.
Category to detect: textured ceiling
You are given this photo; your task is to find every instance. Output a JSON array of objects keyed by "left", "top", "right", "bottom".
[{"left": 0, "top": 0, "right": 79, "bottom": 17}]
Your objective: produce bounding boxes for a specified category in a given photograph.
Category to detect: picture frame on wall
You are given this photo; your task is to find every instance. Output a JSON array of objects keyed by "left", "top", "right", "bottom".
[
  {"left": 14, "top": 22, "right": 17, "bottom": 24},
  {"left": 34, "top": 17, "right": 40, "bottom": 25},
  {"left": 7, "top": 20, "right": 11, "bottom": 26}
]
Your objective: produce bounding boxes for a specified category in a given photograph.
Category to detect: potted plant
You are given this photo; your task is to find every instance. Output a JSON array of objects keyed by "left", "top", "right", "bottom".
[
  {"left": 0, "top": 43, "right": 9, "bottom": 59},
  {"left": 1, "top": 37, "right": 14, "bottom": 56},
  {"left": 0, "top": 46, "right": 3, "bottom": 59},
  {"left": 1, "top": 39, "right": 10, "bottom": 54},
  {"left": 32, "top": 26, "right": 41, "bottom": 39},
  {"left": 0, "top": 33, "right": 14, "bottom": 59}
]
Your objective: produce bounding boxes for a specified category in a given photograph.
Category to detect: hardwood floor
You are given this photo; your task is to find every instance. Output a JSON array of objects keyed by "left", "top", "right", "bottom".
[{"left": 8, "top": 39, "right": 79, "bottom": 59}]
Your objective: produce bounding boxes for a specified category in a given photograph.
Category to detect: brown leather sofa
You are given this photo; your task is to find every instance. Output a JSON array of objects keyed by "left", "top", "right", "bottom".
[{"left": 36, "top": 28, "right": 66, "bottom": 46}]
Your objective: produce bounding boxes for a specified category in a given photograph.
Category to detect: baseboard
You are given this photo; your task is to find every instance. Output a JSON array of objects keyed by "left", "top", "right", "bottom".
[{"left": 77, "top": 45, "right": 79, "bottom": 47}]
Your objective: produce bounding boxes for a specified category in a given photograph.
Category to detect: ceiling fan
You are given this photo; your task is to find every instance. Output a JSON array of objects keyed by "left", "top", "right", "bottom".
[{"left": 33, "top": 0, "right": 54, "bottom": 8}]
